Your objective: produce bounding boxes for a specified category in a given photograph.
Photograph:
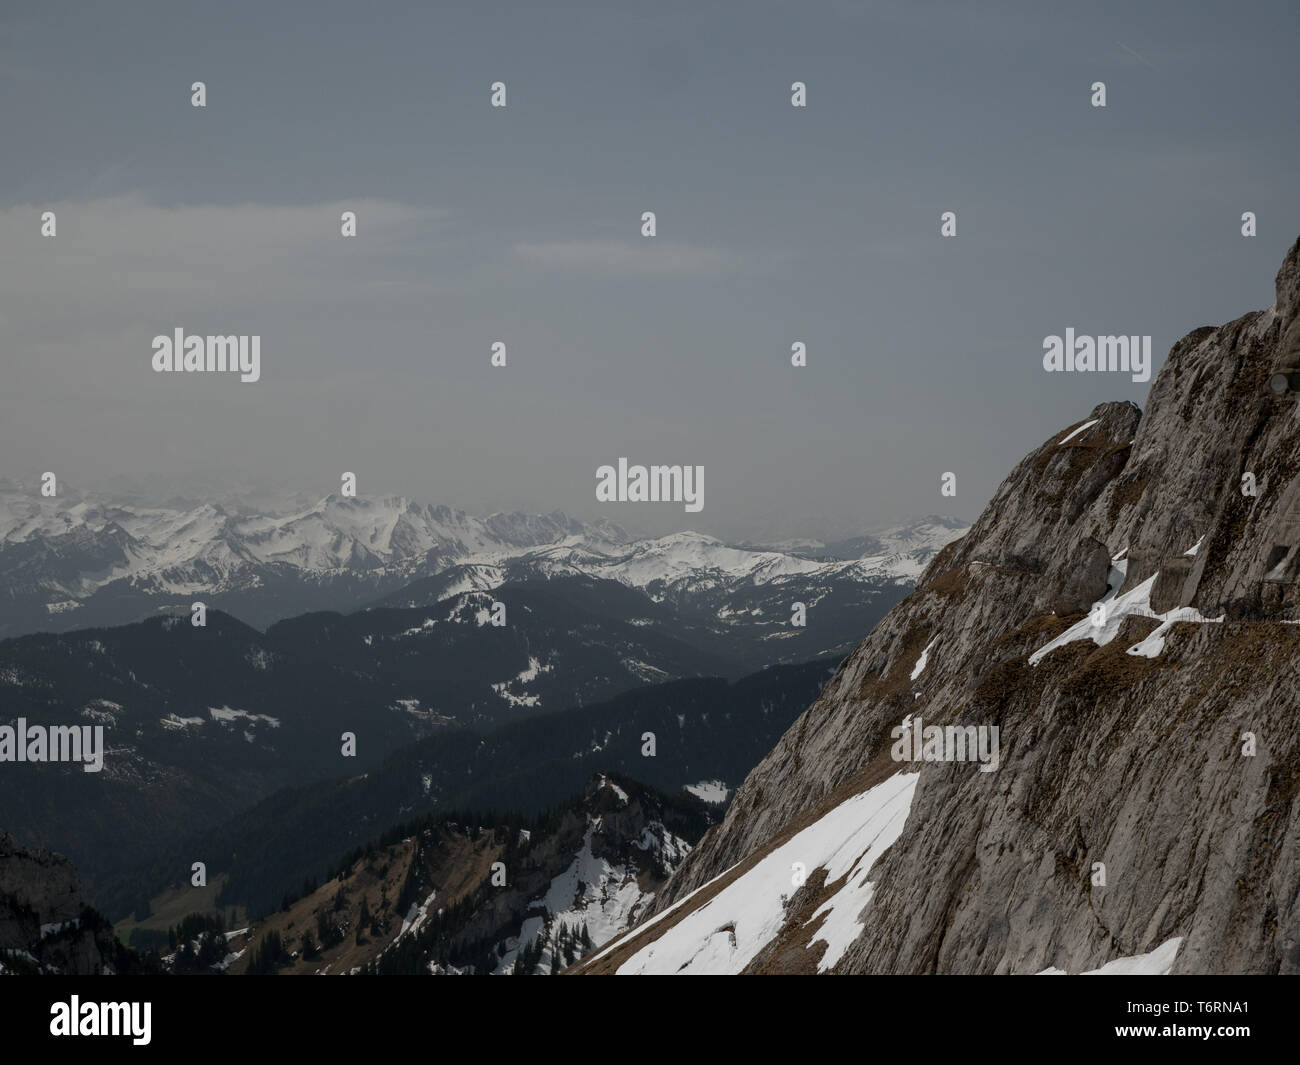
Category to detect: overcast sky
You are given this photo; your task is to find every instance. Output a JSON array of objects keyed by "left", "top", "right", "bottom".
[{"left": 2, "top": 0, "right": 1297, "bottom": 541}]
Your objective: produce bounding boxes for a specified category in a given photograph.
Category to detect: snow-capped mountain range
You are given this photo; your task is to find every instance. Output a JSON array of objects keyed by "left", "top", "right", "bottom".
[
  {"left": 0, "top": 482, "right": 968, "bottom": 651},
  {"left": 0, "top": 485, "right": 626, "bottom": 596}
]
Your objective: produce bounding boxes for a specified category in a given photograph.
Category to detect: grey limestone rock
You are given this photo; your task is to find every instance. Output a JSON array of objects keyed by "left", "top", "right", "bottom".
[{"left": 640, "top": 237, "right": 1300, "bottom": 975}]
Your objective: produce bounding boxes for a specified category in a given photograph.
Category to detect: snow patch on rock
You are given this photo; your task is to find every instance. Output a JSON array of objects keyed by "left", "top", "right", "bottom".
[
  {"left": 1029, "top": 572, "right": 1221, "bottom": 666},
  {"left": 1038, "top": 936, "right": 1182, "bottom": 975}
]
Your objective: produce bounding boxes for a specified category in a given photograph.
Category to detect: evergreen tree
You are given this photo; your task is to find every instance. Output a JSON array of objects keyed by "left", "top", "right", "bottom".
[
  {"left": 247, "top": 929, "right": 289, "bottom": 974},
  {"left": 356, "top": 896, "right": 371, "bottom": 944}
]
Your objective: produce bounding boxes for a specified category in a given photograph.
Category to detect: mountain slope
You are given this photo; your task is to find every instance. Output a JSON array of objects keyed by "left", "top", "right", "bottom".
[
  {"left": 578, "top": 236, "right": 1300, "bottom": 976},
  {"left": 99, "top": 656, "right": 836, "bottom": 920},
  {"left": 207, "top": 775, "right": 706, "bottom": 976},
  {"left": 0, "top": 580, "right": 740, "bottom": 908}
]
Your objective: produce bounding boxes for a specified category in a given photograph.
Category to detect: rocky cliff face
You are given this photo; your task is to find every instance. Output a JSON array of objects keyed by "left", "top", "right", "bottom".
[
  {"left": 579, "top": 237, "right": 1300, "bottom": 976},
  {"left": 0, "top": 832, "right": 123, "bottom": 974}
]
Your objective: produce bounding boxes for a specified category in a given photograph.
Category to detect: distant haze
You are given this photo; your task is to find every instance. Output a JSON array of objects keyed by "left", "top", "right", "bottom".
[{"left": 1, "top": 0, "right": 1297, "bottom": 541}]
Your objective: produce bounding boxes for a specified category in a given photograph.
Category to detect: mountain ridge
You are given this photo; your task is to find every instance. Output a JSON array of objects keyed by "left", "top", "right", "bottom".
[{"left": 0, "top": 486, "right": 965, "bottom": 641}]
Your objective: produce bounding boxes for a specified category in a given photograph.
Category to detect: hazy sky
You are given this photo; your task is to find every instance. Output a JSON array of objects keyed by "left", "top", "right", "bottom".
[{"left": 2, "top": 0, "right": 1297, "bottom": 541}]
